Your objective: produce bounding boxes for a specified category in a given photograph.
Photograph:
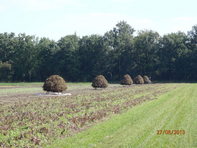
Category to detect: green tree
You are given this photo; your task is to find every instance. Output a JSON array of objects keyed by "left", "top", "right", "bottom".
[
  {"left": 37, "top": 38, "right": 59, "bottom": 81},
  {"left": 133, "top": 30, "right": 160, "bottom": 77},
  {"left": 158, "top": 32, "right": 189, "bottom": 80},
  {"left": 0, "top": 62, "right": 12, "bottom": 81},
  {"left": 104, "top": 21, "right": 135, "bottom": 80},
  {"left": 12, "top": 34, "right": 39, "bottom": 81},
  {"left": 79, "top": 35, "right": 109, "bottom": 81},
  {"left": 0, "top": 32, "right": 16, "bottom": 62},
  {"left": 56, "top": 34, "right": 80, "bottom": 81},
  {"left": 187, "top": 25, "right": 197, "bottom": 80}
]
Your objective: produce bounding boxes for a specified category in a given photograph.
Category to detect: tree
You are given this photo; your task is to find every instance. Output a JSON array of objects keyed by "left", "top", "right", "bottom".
[
  {"left": 11, "top": 34, "right": 39, "bottom": 81},
  {"left": 0, "top": 22, "right": 197, "bottom": 82},
  {"left": 0, "top": 32, "right": 16, "bottom": 62},
  {"left": 0, "top": 62, "right": 12, "bottom": 81},
  {"left": 37, "top": 38, "right": 59, "bottom": 81},
  {"left": 104, "top": 21, "right": 135, "bottom": 80},
  {"left": 188, "top": 25, "right": 197, "bottom": 47},
  {"left": 187, "top": 25, "right": 197, "bottom": 80},
  {"left": 56, "top": 34, "right": 80, "bottom": 81},
  {"left": 158, "top": 32, "right": 189, "bottom": 80},
  {"left": 133, "top": 30, "right": 160, "bottom": 77},
  {"left": 79, "top": 35, "right": 109, "bottom": 81}
]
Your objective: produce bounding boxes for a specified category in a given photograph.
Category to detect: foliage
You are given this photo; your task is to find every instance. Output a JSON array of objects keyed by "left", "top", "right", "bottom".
[
  {"left": 79, "top": 35, "right": 109, "bottom": 81},
  {"left": 120, "top": 74, "right": 133, "bottom": 85},
  {"left": 0, "top": 23, "right": 197, "bottom": 82},
  {"left": 157, "top": 32, "right": 189, "bottom": 80},
  {"left": 0, "top": 62, "right": 12, "bottom": 81},
  {"left": 92, "top": 75, "right": 108, "bottom": 89},
  {"left": 36, "top": 38, "right": 59, "bottom": 81},
  {"left": 133, "top": 30, "right": 160, "bottom": 76},
  {"left": 43, "top": 75, "right": 67, "bottom": 92},
  {"left": 56, "top": 34, "right": 80, "bottom": 81},
  {"left": 103, "top": 21, "right": 135, "bottom": 80}
]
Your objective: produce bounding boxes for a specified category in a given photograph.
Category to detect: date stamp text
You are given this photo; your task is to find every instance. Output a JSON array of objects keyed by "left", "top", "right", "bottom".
[{"left": 157, "top": 130, "right": 185, "bottom": 135}]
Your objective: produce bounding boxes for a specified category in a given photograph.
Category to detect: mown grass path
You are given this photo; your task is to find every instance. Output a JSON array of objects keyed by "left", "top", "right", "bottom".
[{"left": 50, "top": 84, "right": 197, "bottom": 148}]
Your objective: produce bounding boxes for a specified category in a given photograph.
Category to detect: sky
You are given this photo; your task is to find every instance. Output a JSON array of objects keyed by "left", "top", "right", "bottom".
[{"left": 0, "top": 0, "right": 197, "bottom": 40}]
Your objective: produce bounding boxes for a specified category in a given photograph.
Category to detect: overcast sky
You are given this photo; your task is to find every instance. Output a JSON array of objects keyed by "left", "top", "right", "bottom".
[{"left": 0, "top": 0, "right": 196, "bottom": 40}]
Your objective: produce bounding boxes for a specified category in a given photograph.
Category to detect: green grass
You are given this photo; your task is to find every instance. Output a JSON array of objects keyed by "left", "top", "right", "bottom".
[
  {"left": 0, "top": 82, "right": 42, "bottom": 86},
  {"left": 0, "top": 87, "right": 43, "bottom": 95},
  {"left": 49, "top": 84, "right": 197, "bottom": 148},
  {"left": 0, "top": 82, "right": 92, "bottom": 95},
  {"left": 0, "top": 82, "right": 91, "bottom": 86}
]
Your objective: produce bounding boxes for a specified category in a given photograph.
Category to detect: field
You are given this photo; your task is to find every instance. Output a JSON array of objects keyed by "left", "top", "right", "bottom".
[{"left": 0, "top": 83, "right": 196, "bottom": 148}]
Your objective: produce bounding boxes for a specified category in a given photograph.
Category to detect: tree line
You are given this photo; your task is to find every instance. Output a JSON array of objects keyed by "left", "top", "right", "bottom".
[{"left": 0, "top": 21, "right": 197, "bottom": 82}]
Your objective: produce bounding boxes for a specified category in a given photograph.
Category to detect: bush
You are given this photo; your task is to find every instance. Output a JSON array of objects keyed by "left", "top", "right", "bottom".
[
  {"left": 43, "top": 75, "right": 67, "bottom": 92},
  {"left": 134, "top": 75, "right": 144, "bottom": 84},
  {"left": 0, "top": 62, "right": 12, "bottom": 82},
  {"left": 92, "top": 75, "right": 108, "bottom": 89},
  {"left": 143, "top": 75, "right": 151, "bottom": 84},
  {"left": 121, "top": 74, "right": 133, "bottom": 85}
]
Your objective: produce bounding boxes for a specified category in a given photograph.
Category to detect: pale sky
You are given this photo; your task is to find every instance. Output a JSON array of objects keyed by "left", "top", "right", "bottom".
[{"left": 0, "top": 0, "right": 197, "bottom": 40}]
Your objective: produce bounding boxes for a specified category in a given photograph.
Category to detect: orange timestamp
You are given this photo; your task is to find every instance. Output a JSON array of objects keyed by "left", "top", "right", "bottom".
[{"left": 157, "top": 130, "right": 185, "bottom": 135}]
